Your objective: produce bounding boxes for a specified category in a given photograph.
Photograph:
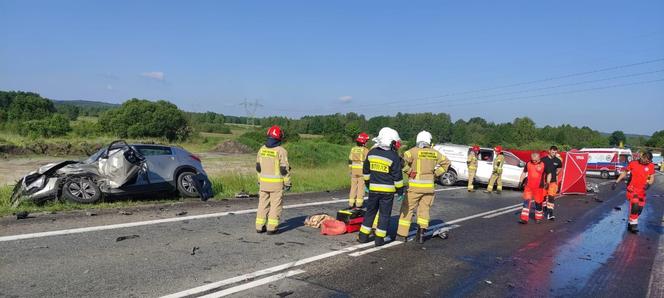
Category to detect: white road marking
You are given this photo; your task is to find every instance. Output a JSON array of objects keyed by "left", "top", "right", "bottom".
[
  {"left": 160, "top": 243, "right": 374, "bottom": 298},
  {"left": 198, "top": 270, "right": 306, "bottom": 298},
  {"left": 348, "top": 224, "right": 461, "bottom": 257},
  {"left": 0, "top": 187, "right": 466, "bottom": 242},
  {"left": 161, "top": 202, "right": 521, "bottom": 297},
  {"left": 346, "top": 204, "right": 521, "bottom": 257},
  {"left": 482, "top": 207, "right": 522, "bottom": 218}
]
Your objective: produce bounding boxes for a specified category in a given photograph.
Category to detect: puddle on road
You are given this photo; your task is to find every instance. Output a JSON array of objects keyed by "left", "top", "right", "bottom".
[{"left": 549, "top": 200, "right": 637, "bottom": 295}]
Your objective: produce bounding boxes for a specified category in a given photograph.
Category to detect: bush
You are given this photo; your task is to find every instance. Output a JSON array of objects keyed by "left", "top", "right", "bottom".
[
  {"left": 237, "top": 131, "right": 264, "bottom": 151},
  {"left": 18, "top": 114, "right": 71, "bottom": 138},
  {"left": 99, "top": 99, "right": 190, "bottom": 141},
  {"left": 71, "top": 121, "right": 103, "bottom": 137},
  {"left": 324, "top": 132, "right": 352, "bottom": 145},
  {"left": 195, "top": 123, "right": 232, "bottom": 134}
]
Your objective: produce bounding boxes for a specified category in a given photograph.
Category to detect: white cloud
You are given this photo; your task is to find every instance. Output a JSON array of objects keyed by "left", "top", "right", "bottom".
[
  {"left": 141, "top": 71, "right": 164, "bottom": 81},
  {"left": 339, "top": 95, "right": 353, "bottom": 103}
]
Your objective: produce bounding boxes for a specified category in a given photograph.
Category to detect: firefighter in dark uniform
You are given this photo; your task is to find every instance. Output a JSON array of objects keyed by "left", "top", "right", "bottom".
[{"left": 357, "top": 127, "right": 404, "bottom": 247}]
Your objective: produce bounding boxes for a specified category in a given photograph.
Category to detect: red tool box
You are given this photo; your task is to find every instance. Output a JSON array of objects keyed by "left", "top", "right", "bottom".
[{"left": 337, "top": 209, "right": 365, "bottom": 233}]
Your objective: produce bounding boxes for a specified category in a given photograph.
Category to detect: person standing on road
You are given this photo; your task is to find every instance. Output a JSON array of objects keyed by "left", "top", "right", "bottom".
[
  {"left": 541, "top": 146, "right": 563, "bottom": 220},
  {"left": 397, "top": 131, "right": 450, "bottom": 244},
  {"left": 255, "top": 125, "right": 291, "bottom": 235},
  {"left": 613, "top": 151, "right": 655, "bottom": 233},
  {"left": 358, "top": 127, "right": 404, "bottom": 247},
  {"left": 485, "top": 145, "right": 505, "bottom": 194},
  {"left": 347, "top": 132, "right": 370, "bottom": 209},
  {"left": 519, "top": 152, "right": 547, "bottom": 224},
  {"left": 467, "top": 145, "right": 480, "bottom": 192}
]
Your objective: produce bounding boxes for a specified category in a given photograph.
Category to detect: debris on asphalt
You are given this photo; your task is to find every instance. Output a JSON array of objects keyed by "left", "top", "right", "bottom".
[
  {"left": 614, "top": 206, "right": 622, "bottom": 210},
  {"left": 175, "top": 211, "right": 188, "bottom": 216},
  {"left": 191, "top": 246, "right": 200, "bottom": 255},
  {"left": 549, "top": 229, "right": 554, "bottom": 233},
  {"left": 593, "top": 196, "right": 604, "bottom": 202},
  {"left": 274, "top": 242, "right": 285, "bottom": 246},
  {"left": 578, "top": 256, "right": 592, "bottom": 261},
  {"left": 86, "top": 211, "right": 97, "bottom": 216},
  {"left": 276, "top": 291, "right": 294, "bottom": 297},
  {"left": 16, "top": 211, "right": 29, "bottom": 220},
  {"left": 507, "top": 283, "right": 515, "bottom": 288},
  {"left": 116, "top": 235, "right": 140, "bottom": 242},
  {"left": 286, "top": 241, "right": 305, "bottom": 246},
  {"left": 235, "top": 192, "right": 250, "bottom": 198},
  {"left": 32, "top": 245, "right": 49, "bottom": 249},
  {"left": 485, "top": 280, "right": 493, "bottom": 285},
  {"left": 118, "top": 210, "right": 133, "bottom": 215}
]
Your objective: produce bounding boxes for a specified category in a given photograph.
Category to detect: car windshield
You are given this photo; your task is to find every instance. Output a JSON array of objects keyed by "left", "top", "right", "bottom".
[{"left": 83, "top": 148, "right": 105, "bottom": 164}]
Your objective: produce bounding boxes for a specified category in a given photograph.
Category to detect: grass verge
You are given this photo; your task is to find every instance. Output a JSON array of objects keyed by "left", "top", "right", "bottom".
[{"left": 0, "top": 163, "right": 351, "bottom": 217}]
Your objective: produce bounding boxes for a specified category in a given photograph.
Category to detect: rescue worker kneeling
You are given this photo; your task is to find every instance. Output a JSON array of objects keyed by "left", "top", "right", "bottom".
[
  {"left": 255, "top": 125, "right": 291, "bottom": 235},
  {"left": 357, "top": 127, "right": 404, "bottom": 247},
  {"left": 397, "top": 131, "right": 450, "bottom": 244}
]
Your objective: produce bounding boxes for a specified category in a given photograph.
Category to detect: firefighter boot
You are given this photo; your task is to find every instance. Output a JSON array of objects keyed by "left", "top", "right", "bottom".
[
  {"left": 375, "top": 236, "right": 386, "bottom": 247},
  {"left": 357, "top": 232, "right": 370, "bottom": 243},
  {"left": 416, "top": 228, "right": 426, "bottom": 244},
  {"left": 628, "top": 223, "right": 639, "bottom": 234},
  {"left": 256, "top": 226, "right": 267, "bottom": 234}
]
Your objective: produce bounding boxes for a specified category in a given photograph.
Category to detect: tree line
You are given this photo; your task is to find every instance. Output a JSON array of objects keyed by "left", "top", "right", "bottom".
[{"left": 1, "top": 90, "right": 661, "bottom": 150}]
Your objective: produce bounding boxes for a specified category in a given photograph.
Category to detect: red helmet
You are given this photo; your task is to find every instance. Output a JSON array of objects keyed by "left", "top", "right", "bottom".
[
  {"left": 267, "top": 125, "right": 283, "bottom": 141},
  {"left": 494, "top": 145, "right": 503, "bottom": 153},
  {"left": 356, "top": 132, "right": 370, "bottom": 144},
  {"left": 472, "top": 145, "right": 480, "bottom": 152}
]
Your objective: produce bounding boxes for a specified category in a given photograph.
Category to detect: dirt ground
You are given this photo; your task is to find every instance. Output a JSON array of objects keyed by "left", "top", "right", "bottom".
[{"left": 0, "top": 152, "right": 255, "bottom": 186}]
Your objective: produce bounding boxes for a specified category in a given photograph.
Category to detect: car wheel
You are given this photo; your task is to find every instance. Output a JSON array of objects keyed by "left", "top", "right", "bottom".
[
  {"left": 62, "top": 177, "right": 101, "bottom": 204},
  {"left": 439, "top": 171, "right": 457, "bottom": 186},
  {"left": 177, "top": 171, "right": 199, "bottom": 198},
  {"left": 600, "top": 171, "right": 609, "bottom": 179}
]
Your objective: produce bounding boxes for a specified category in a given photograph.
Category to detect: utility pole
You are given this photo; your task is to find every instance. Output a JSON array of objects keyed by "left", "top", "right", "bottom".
[{"left": 239, "top": 98, "right": 262, "bottom": 126}]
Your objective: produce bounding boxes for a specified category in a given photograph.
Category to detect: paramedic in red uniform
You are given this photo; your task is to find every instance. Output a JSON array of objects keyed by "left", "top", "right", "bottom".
[
  {"left": 541, "top": 146, "right": 563, "bottom": 220},
  {"left": 613, "top": 151, "right": 655, "bottom": 233},
  {"left": 519, "top": 152, "right": 548, "bottom": 224}
]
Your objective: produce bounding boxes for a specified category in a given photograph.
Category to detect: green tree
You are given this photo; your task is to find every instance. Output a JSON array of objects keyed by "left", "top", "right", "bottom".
[
  {"left": 646, "top": 130, "right": 664, "bottom": 148},
  {"left": 99, "top": 99, "right": 190, "bottom": 141},
  {"left": 608, "top": 130, "right": 626, "bottom": 146}
]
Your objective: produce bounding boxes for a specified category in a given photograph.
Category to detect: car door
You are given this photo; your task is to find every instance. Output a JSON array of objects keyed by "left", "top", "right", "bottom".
[
  {"left": 134, "top": 145, "right": 175, "bottom": 184},
  {"left": 501, "top": 152, "right": 525, "bottom": 187},
  {"left": 476, "top": 149, "right": 494, "bottom": 183}
]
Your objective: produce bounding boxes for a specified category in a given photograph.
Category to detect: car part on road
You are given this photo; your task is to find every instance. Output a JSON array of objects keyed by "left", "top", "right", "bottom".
[
  {"left": 115, "top": 235, "right": 140, "bottom": 242},
  {"left": 15, "top": 211, "right": 29, "bottom": 220}
]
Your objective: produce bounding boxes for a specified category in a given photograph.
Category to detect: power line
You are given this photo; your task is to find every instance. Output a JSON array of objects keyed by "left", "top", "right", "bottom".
[{"left": 344, "top": 57, "right": 664, "bottom": 110}]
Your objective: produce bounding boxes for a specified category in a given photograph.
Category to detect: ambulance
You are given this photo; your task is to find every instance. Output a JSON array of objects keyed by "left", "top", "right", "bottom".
[{"left": 579, "top": 148, "right": 633, "bottom": 179}]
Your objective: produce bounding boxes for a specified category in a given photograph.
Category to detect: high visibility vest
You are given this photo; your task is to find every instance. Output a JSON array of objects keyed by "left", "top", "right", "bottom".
[
  {"left": 403, "top": 147, "right": 450, "bottom": 193},
  {"left": 257, "top": 145, "right": 290, "bottom": 191},
  {"left": 348, "top": 146, "right": 369, "bottom": 177}
]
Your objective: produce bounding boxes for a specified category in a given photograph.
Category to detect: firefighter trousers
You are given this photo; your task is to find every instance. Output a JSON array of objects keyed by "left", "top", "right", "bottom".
[
  {"left": 256, "top": 190, "right": 283, "bottom": 231},
  {"left": 397, "top": 190, "right": 434, "bottom": 237},
  {"left": 348, "top": 176, "right": 365, "bottom": 207},
  {"left": 468, "top": 170, "right": 477, "bottom": 190},
  {"left": 486, "top": 172, "right": 502, "bottom": 191},
  {"left": 359, "top": 192, "right": 393, "bottom": 239}
]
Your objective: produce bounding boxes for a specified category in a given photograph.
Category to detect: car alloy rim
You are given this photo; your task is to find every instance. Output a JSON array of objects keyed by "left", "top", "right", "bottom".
[
  {"left": 68, "top": 179, "right": 96, "bottom": 200},
  {"left": 442, "top": 172, "right": 454, "bottom": 184},
  {"left": 182, "top": 174, "right": 198, "bottom": 193}
]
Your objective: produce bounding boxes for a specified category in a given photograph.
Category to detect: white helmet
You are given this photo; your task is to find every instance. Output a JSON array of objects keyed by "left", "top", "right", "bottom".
[
  {"left": 373, "top": 127, "right": 401, "bottom": 149},
  {"left": 416, "top": 130, "right": 433, "bottom": 146}
]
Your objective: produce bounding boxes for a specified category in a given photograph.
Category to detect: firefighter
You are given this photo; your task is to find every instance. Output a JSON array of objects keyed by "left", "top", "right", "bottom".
[
  {"left": 358, "top": 127, "right": 404, "bottom": 247},
  {"left": 519, "top": 152, "right": 547, "bottom": 224},
  {"left": 612, "top": 151, "right": 655, "bottom": 233},
  {"left": 541, "top": 146, "right": 563, "bottom": 220},
  {"left": 255, "top": 125, "right": 291, "bottom": 235},
  {"left": 397, "top": 131, "right": 450, "bottom": 244},
  {"left": 485, "top": 145, "right": 504, "bottom": 194},
  {"left": 348, "top": 132, "right": 370, "bottom": 209},
  {"left": 467, "top": 145, "right": 480, "bottom": 192}
]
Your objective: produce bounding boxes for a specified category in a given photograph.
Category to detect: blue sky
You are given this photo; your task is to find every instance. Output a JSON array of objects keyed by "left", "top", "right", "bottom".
[{"left": 1, "top": 1, "right": 663, "bottom": 135}]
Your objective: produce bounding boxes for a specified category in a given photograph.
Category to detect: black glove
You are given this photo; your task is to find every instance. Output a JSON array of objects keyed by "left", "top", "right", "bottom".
[
  {"left": 611, "top": 182, "right": 617, "bottom": 191},
  {"left": 644, "top": 184, "right": 651, "bottom": 191},
  {"left": 284, "top": 184, "right": 292, "bottom": 192}
]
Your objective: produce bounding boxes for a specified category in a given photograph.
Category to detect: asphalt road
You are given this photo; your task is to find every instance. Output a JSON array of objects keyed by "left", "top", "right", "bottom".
[{"left": 1, "top": 176, "right": 663, "bottom": 298}]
